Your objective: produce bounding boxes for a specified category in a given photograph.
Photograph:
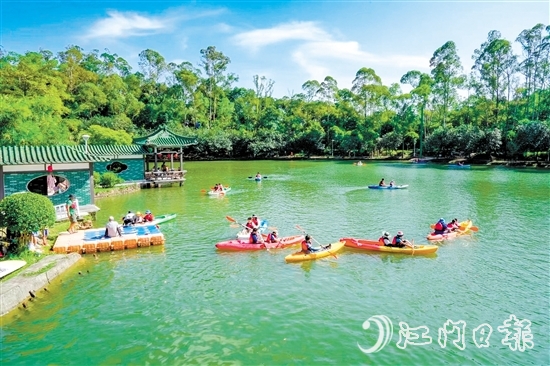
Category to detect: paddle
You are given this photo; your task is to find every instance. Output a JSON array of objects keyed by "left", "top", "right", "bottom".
[
  {"left": 248, "top": 176, "right": 268, "bottom": 179},
  {"left": 226, "top": 216, "right": 269, "bottom": 247},
  {"left": 295, "top": 225, "right": 337, "bottom": 259}
]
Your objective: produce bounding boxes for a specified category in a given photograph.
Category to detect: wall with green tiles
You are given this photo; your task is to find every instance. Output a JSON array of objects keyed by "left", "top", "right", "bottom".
[
  {"left": 94, "top": 158, "right": 145, "bottom": 181},
  {"left": 3, "top": 170, "right": 92, "bottom": 206}
]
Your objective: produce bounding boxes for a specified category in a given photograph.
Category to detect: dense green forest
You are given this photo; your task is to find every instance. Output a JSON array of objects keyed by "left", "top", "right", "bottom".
[{"left": 1, "top": 23, "right": 549, "bottom": 160}]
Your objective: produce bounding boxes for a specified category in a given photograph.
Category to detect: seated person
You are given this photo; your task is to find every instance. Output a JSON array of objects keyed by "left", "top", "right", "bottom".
[
  {"left": 301, "top": 235, "right": 330, "bottom": 254},
  {"left": 249, "top": 228, "right": 263, "bottom": 244},
  {"left": 251, "top": 214, "right": 260, "bottom": 229},
  {"left": 448, "top": 218, "right": 460, "bottom": 231},
  {"left": 143, "top": 210, "right": 154, "bottom": 222},
  {"left": 392, "top": 231, "right": 412, "bottom": 248},
  {"left": 379, "top": 178, "right": 386, "bottom": 187},
  {"left": 105, "top": 216, "right": 123, "bottom": 238},
  {"left": 135, "top": 212, "right": 144, "bottom": 224},
  {"left": 266, "top": 230, "right": 278, "bottom": 243},
  {"left": 245, "top": 217, "right": 255, "bottom": 232},
  {"left": 433, "top": 218, "right": 449, "bottom": 235},
  {"left": 122, "top": 211, "right": 136, "bottom": 226},
  {"left": 379, "top": 231, "right": 391, "bottom": 246},
  {"left": 389, "top": 180, "right": 395, "bottom": 187}
]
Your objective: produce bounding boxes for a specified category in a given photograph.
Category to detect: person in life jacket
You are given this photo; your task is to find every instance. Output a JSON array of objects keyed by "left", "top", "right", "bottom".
[
  {"left": 301, "top": 235, "right": 315, "bottom": 253},
  {"left": 143, "top": 210, "right": 154, "bottom": 222},
  {"left": 251, "top": 214, "right": 260, "bottom": 229},
  {"left": 392, "top": 231, "right": 411, "bottom": 248},
  {"left": 245, "top": 217, "right": 255, "bottom": 232},
  {"left": 446, "top": 218, "right": 458, "bottom": 231},
  {"left": 249, "top": 228, "right": 263, "bottom": 244},
  {"left": 379, "top": 231, "right": 391, "bottom": 246},
  {"left": 433, "top": 218, "right": 448, "bottom": 235},
  {"left": 266, "top": 231, "right": 278, "bottom": 243}
]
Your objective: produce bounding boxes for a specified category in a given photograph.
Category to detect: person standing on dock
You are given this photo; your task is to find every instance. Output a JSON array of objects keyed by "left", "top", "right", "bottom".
[
  {"left": 105, "top": 216, "right": 123, "bottom": 238},
  {"left": 66, "top": 195, "right": 78, "bottom": 234}
]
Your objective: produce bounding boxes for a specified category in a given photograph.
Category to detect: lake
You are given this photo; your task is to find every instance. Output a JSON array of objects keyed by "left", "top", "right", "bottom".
[{"left": 1, "top": 160, "right": 549, "bottom": 365}]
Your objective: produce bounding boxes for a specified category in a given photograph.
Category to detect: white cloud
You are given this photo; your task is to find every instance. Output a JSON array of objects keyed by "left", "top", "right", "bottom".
[
  {"left": 85, "top": 10, "right": 170, "bottom": 39},
  {"left": 232, "top": 21, "right": 331, "bottom": 50}
]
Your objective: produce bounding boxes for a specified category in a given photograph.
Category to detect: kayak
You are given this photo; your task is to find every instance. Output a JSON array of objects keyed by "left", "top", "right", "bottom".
[
  {"left": 427, "top": 220, "right": 473, "bottom": 241},
  {"left": 368, "top": 185, "right": 409, "bottom": 189},
  {"left": 124, "top": 213, "right": 176, "bottom": 227},
  {"left": 285, "top": 241, "right": 345, "bottom": 263},
  {"left": 340, "top": 237, "right": 438, "bottom": 255},
  {"left": 236, "top": 219, "right": 268, "bottom": 240},
  {"left": 216, "top": 235, "right": 304, "bottom": 251},
  {"left": 448, "top": 164, "right": 471, "bottom": 169},
  {"left": 208, "top": 187, "right": 231, "bottom": 196}
]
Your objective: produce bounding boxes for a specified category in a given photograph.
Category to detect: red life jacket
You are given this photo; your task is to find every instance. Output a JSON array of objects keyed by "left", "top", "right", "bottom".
[
  {"left": 434, "top": 222, "right": 444, "bottom": 231},
  {"left": 378, "top": 236, "right": 385, "bottom": 244},
  {"left": 252, "top": 218, "right": 259, "bottom": 226},
  {"left": 301, "top": 240, "right": 309, "bottom": 252},
  {"left": 266, "top": 233, "right": 277, "bottom": 243},
  {"left": 392, "top": 236, "right": 399, "bottom": 245}
]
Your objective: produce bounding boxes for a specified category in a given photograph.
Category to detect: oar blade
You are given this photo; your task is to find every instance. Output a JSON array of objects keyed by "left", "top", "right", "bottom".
[{"left": 225, "top": 216, "right": 237, "bottom": 223}]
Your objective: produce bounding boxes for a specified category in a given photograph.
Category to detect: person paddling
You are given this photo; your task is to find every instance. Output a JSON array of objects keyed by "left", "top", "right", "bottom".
[
  {"left": 379, "top": 231, "right": 391, "bottom": 246},
  {"left": 249, "top": 228, "right": 263, "bottom": 244},
  {"left": 392, "top": 231, "right": 413, "bottom": 248},
  {"left": 266, "top": 230, "right": 279, "bottom": 243},
  {"left": 301, "top": 235, "right": 330, "bottom": 254}
]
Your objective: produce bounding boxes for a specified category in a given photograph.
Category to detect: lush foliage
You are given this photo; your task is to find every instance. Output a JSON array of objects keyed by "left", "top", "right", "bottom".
[
  {"left": 0, "top": 24, "right": 548, "bottom": 160},
  {"left": 0, "top": 193, "right": 56, "bottom": 252},
  {"left": 98, "top": 172, "right": 124, "bottom": 188}
]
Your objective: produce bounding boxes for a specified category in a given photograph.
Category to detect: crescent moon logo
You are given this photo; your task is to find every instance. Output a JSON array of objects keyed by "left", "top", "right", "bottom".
[{"left": 358, "top": 315, "right": 393, "bottom": 354}]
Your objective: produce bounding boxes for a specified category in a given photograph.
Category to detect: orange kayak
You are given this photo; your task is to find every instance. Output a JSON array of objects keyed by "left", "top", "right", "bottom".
[{"left": 341, "top": 237, "right": 438, "bottom": 255}]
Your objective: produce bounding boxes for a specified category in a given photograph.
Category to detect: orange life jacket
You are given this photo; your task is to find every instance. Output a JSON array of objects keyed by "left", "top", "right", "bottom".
[{"left": 301, "top": 240, "right": 309, "bottom": 252}]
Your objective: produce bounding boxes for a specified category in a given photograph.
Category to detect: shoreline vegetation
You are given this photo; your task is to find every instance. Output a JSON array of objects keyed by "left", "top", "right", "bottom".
[{"left": 0, "top": 23, "right": 548, "bottom": 164}]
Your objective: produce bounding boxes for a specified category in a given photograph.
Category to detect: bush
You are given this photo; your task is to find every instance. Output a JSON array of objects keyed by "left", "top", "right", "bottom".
[
  {"left": 93, "top": 171, "right": 101, "bottom": 186},
  {"left": 99, "top": 172, "right": 124, "bottom": 188},
  {"left": 0, "top": 192, "right": 56, "bottom": 253}
]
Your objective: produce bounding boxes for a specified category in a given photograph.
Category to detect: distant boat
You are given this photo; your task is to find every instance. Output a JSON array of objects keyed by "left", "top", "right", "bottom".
[{"left": 448, "top": 164, "right": 470, "bottom": 169}]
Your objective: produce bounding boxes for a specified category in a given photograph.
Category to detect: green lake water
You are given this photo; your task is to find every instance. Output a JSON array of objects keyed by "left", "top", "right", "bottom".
[{"left": 1, "top": 160, "right": 549, "bottom": 365}]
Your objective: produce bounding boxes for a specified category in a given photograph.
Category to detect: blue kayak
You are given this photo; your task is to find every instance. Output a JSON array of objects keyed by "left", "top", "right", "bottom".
[{"left": 368, "top": 185, "right": 408, "bottom": 189}]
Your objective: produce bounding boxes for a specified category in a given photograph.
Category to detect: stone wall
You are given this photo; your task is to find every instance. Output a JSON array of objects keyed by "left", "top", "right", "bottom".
[{"left": 0, "top": 253, "right": 81, "bottom": 316}]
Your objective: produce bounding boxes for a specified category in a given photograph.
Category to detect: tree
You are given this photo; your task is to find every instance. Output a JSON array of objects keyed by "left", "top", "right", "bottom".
[
  {"left": 0, "top": 192, "right": 56, "bottom": 252},
  {"left": 199, "top": 46, "right": 236, "bottom": 128},
  {"left": 430, "top": 41, "right": 464, "bottom": 126},
  {"left": 472, "top": 31, "right": 517, "bottom": 126}
]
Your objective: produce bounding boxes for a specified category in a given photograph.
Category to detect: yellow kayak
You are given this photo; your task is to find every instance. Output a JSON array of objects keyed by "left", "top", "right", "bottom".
[{"left": 285, "top": 241, "right": 345, "bottom": 263}]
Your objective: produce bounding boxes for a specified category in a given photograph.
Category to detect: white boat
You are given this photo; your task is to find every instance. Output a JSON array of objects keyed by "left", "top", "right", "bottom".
[
  {"left": 236, "top": 220, "right": 268, "bottom": 240},
  {"left": 208, "top": 187, "right": 231, "bottom": 196}
]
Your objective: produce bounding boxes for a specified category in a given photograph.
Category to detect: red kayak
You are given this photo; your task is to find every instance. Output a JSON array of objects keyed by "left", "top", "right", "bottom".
[{"left": 215, "top": 235, "right": 305, "bottom": 251}]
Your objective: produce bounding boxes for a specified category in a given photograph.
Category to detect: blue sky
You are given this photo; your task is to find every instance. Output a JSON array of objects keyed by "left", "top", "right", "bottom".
[{"left": 1, "top": 0, "right": 548, "bottom": 97}]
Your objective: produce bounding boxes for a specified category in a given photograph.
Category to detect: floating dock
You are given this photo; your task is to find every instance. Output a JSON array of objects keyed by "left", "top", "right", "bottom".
[{"left": 53, "top": 225, "right": 165, "bottom": 254}]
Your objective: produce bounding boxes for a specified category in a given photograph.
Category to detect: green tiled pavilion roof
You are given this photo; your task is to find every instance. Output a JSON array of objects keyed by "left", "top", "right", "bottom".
[
  {"left": 133, "top": 126, "right": 197, "bottom": 147},
  {"left": 73, "top": 145, "right": 147, "bottom": 155},
  {"left": 0, "top": 146, "right": 110, "bottom": 165}
]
